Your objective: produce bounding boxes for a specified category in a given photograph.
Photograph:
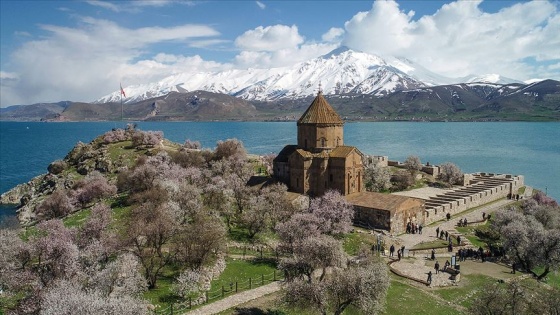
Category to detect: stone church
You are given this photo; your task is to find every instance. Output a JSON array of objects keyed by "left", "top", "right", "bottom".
[
  {"left": 274, "top": 91, "right": 364, "bottom": 197},
  {"left": 273, "top": 90, "right": 425, "bottom": 234}
]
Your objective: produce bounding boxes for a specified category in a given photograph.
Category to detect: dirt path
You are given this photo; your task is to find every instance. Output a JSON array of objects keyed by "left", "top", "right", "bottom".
[{"left": 184, "top": 281, "right": 281, "bottom": 315}]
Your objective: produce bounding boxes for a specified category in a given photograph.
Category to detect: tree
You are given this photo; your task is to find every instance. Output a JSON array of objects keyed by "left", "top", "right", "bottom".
[
  {"left": 91, "top": 253, "right": 147, "bottom": 298},
  {"left": 404, "top": 155, "right": 422, "bottom": 173},
  {"left": 283, "top": 249, "right": 389, "bottom": 315},
  {"left": 439, "top": 162, "right": 463, "bottom": 185},
  {"left": 469, "top": 279, "right": 560, "bottom": 315},
  {"left": 172, "top": 269, "right": 211, "bottom": 300},
  {"left": 364, "top": 162, "right": 392, "bottom": 192},
  {"left": 174, "top": 214, "right": 226, "bottom": 270},
  {"left": 391, "top": 172, "right": 414, "bottom": 191},
  {"left": 492, "top": 205, "right": 560, "bottom": 280},
  {"left": 276, "top": 212, "right": 322, "bottom": 254},
  {"left": 309, "top": 190, "right": 354, "bottom": 235},
  {"left": 125, "top": 202, "right": 179, "bottom": 289},
  {"left": 183, "top": 139, "right": 202, "bottom": 150},
  {"left": 72, "top": 171, "right": 117, "bottom": 206},
  {"left": 131, "top": 130, "right": 163, "bottom": 148},
  {"left": 280, "top": 235, "right": 346, "bottom": 283},
  {"left": 36, "top": 189, "right": 74, "bottom": 219},
  {"left": 42, "top": 280, "right": 148, "bottom": 315},
  {"left": 214, "top": 138, "right": 247, "bottom": 161}
]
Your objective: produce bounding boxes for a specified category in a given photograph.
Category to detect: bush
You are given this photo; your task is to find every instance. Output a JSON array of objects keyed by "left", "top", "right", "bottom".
[
  {"left": 48, "top": 160, "right": 67, "bottom": 175},
  {"left": 36, "top": 189, "right": 74, "bottom": 219}
]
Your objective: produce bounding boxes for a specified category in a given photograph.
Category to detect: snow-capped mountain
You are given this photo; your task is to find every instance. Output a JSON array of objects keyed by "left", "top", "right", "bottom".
[
  {"left": 95, "top": 47, "right": 522, "bottom": 104},
  {"left": 95, "top": 47, "right": 439, "bottom": 104}
]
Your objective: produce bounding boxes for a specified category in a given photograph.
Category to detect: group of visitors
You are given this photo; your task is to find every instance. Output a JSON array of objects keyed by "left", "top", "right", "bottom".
[
  {"left": 457, "top": 247, "right": 488, "bottom": 262},
  {"left": 389, "top": 244, "right": 407, "bottom": 261},
  {"left": 406, "top": 221, "right": 422, "bottom": 234}
]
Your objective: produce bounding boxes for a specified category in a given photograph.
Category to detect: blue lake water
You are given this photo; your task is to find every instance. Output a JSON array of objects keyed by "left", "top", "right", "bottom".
[{"left": 1, "top": 121, "right": 559, "bottom": 223}]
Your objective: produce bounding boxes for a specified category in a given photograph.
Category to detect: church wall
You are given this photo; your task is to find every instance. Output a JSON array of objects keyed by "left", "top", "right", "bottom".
[
  {"left": 353, "top": 206, "right": 391, "bottom": 231},
  {"left": 274, "top": 161, "right": 290, "bottom": 185},
  {"left": 353, "top": 199, "right": 424, "bottom": 234},
  {"left": 297, "top": 124, "right": 343, "bottom": 151},
  {"left": 328, "top": 158, "right": 347, "bottom": 195}
]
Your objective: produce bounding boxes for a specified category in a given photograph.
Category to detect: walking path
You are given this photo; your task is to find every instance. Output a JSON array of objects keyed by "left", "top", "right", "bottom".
[
  {"left": 185, "top": 282, "right": 281, "bottom": 315},
  {"left": 389, "top": 197, "right": 517, "bottom": 287}
]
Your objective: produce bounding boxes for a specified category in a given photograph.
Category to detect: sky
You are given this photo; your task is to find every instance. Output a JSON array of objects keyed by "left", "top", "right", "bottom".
[{"left": 1, "top": 0, "right": 559, "bottom": 107}]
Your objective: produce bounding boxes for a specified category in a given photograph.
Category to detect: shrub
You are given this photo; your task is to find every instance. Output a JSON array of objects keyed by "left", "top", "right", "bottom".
[{"left": 47, "top": 160, "right": 68, "bottom": 175}]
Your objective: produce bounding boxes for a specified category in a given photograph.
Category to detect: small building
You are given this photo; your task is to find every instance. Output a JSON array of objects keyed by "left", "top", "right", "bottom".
[{"left": 347, "top": 192, "right": 425, "bottom": 235}]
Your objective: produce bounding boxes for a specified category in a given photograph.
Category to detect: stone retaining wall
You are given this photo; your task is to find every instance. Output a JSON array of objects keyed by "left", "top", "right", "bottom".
[{"left": 424, "top": 173, "right": 524, "bottom": 224}]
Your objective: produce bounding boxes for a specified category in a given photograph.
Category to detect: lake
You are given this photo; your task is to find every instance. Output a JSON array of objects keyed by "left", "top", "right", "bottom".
[{"left": 1, "top": 121, "right": 559, "bottom": 224}]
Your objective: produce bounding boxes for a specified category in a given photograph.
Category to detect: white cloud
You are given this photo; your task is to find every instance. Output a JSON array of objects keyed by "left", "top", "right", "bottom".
[
  {"left": 235, "top": 25, "right": 304, "bottom": 51},
  {"left": 0, "top": 17, "right": 222, "bottom": 106},
  {"left": 85, "top": 0, "right": 195, "bottom": 13},
  {"left": 322, "top": 27, "right": 344, "bottom": 43},
  {"left": 342, "top": 0, "right": 560, "bottom": 80},
  {"left": 256, "top": 1, "right": 265, "bottom": 10},
  {"left": 86, "top": 0, "right": 120, "bottom": 12},
  {"left": 234, "top": 43, "right": 337, "bottom": 69}
]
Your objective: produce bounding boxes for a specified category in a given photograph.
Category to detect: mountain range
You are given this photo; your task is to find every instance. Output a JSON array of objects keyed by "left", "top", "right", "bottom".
[{"left": 1, "top": 47, "right": 559, "bottom": 121}]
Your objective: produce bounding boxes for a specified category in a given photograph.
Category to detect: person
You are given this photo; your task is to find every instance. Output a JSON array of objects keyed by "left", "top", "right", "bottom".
[
  {"left": 436, "top": 227, "right": 440, "bottom": 238},
  {"left": 397, "top": 249, "right": 401, "bottom": 261},
  {"left": 390, "top": 244, "right": 395, "bottom": 257},
  {"left": 431, "top": 248, "right": 435, "bottom": 260},
  {"left": 464, "top": 218, "right": 468, "bottom": 226},
  {"left": 511, "top": 262, "right": 516, "bottom": 274},
  {"left": 401, "top": 246, "right": 405, "bottom": 258},
  {"left": 445, "top": 231, "right": 449, "bottom": 241},
  {"left": 479, "top": 246, "right": 484, "bottom": 262},
  {"left": 446, "top": 212, "right": 451, "bottom": 221},
  {"left": 444, "top": 260, "right": 450, "bottom": 271},
  {"left": 482, "top": 212, "right": 486, "bottom": 220},
  {"left": 457, "top": 235, "right": 462, "bottom": 245},
  {"left": 427, "top": 271, "right": 432, "bottom": 284},
  {"left": 419, "top": 224, "right": 423, "bottom": 234},
  {"left": 440, "top": 230, "right": 445, "bottom": 239},
  {"left": 435, "top": 261, "right": 440, "bottom": 274}
]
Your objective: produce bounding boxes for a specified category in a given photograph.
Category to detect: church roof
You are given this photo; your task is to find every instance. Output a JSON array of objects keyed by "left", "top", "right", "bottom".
[
  {"left": 330, "top": 146, "right": 362, "bottom": 158},
  {"left": 297, "top": 91, "right": 344, "bottom": 125},
  {"left": 274, "top": 145, "right": 297, "bottom": 162}
]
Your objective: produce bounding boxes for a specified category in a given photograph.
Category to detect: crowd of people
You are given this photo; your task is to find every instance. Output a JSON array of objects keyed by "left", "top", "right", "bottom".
[{"left": 405, "top": 221, "right": 422, "bottom": 234}]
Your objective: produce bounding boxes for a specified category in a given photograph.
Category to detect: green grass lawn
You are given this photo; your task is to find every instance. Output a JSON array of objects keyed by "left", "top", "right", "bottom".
[
  {"left": 342, "top": 229, "right": 377, "bottom": 255},
  {"left": 431, "top": 274, "right": 494, "bottom": 309},
  {"left": 383, "top": 277, "right": 464, "bottom": 315},
  {"left": 210, "top": 258, "right": 278, "bottom": 295},
  {"left": 455, "top": 226, "right": 487, "bottom": 248}
]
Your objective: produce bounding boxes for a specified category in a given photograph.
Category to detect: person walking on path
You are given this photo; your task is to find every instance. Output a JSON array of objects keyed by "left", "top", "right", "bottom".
[
  {"left": 427, "top": 271, "right": 432, "bottom": 285},
  {"left": 431, "top": 248, "right": 436, "bottom": 260},
  {"left": 436, "top": 227, "right": 440, "bottom": 238},
  {"left": 419, "top": 224, "right": 423, "bottom": 234},
  {"left": 457, "top": 235, "right": 461, "bottom": 245},
  {"left": 397, "top": 249, "right": 401, "bottom": 261},
  {"left": 390, "top": 244, "right": 395, "bottom": 257},
  {"left": 435, "top": 261, "right": 440, "bottom": 274}
]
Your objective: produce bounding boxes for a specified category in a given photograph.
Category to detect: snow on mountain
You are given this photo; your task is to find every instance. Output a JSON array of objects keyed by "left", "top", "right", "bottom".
[
  {"left": 94, "top": 48, "right": 522, "bottom": 104},
  {"left": 460, "top": 73, "right": 523, "bottom": 85},
  {"left": 95, "top": 47, "right": 430, "bottom": 104}
]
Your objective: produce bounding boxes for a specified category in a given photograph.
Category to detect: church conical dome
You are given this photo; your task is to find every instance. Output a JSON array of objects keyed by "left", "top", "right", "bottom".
[{"left": 297, "top": 91, "right": 343, "bottom": 125}]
